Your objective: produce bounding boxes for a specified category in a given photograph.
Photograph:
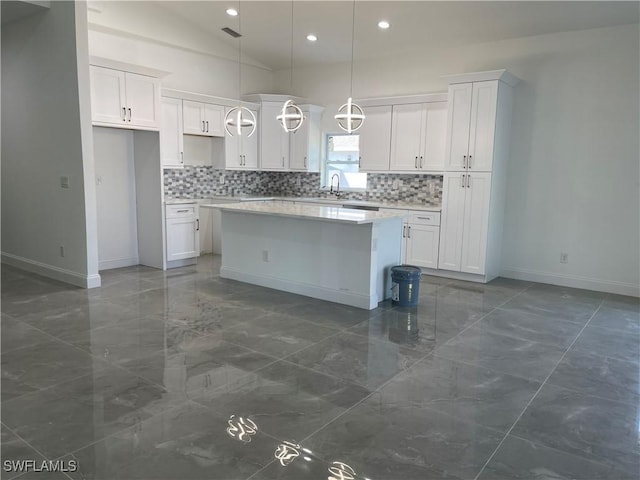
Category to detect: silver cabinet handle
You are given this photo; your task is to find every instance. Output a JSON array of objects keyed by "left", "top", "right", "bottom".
[
  {"left": 415, "top": 156, "right": 418, "bottom": 168},
  {"left": 122, "top": 107, "right": 126, "bottom": 121},
  {"left": 463, "top": 155, "right": 467, "bottom": 169},
  {"left": 420, "top": 156, "right": 423, "bottom": 168},
  {"left": 468, "top": 155, "right": 472, "bottom": 169},
  {"left": 127, "top": 108, "right": 132, "bottom": 122},
  {"left": 282, "top": 156, "right": 285, "bottom": 167},
  {"left": 461, "top": 174, "right": 465, "bottom": 188},
  {"left": 467, "top": 174, "right": 471, "bottom": 188},
  {"left": 196, "top": 219, "right": 200, "bottom": 231},
  {"left": 180, "top": 152, "right": 184, "bottom": 164},
  {"left": 417, "top": 216, "right": 431, "bottom": 220},
  {"left": 176, "top": 209, "right": 189, "bottom": 213},
  {"left": 359, "top": 156, "right": 361, "bottom": 167},
  {"left": 202, "top": 121, "right": 205, "bottom": 132},
  {"left": 206, "top": 121, "right": 209, "bottom": 133},
  {"left": 243, "top": 155, "right": 246, "bottom": 165},
  {"left": 303, "top": 156, "right": 307, "bottom": 168},
  {"left": 408, "top": 226, "right": 411, "bottom": 238},
  {"left": 402, "top": 225, "right": 406, "bottom": 238}
]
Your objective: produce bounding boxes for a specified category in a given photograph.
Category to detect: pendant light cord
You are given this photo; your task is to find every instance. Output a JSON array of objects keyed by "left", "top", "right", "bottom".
[
  {"left": 238, "top": 1, "right": 242, "bottom": 105},
  {"left": 290, "top": 1, "right": 294, "bottom": 91},
  {"left": 349, "top": 0, "right": 356, "bottom": 98}
]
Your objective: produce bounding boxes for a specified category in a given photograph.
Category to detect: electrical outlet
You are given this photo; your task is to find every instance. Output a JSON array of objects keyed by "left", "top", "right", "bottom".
[
  {"left": 60, "top": 246, "right": 65, "bottom": 257},
  {"left": 219, "top": 174, "right": 225, "bottom": 185},
  {"left": 262, "top": 250, "right": 269, "bottom": 262},
  {"left": 392, "top": 179, "right": 399, "bottom": 190},
  {"left": 560, "top": 252, "right": 569, "bottom": 264},
  {"left": 60, "top": 176, "right": 70, "bottom": 189},
  {"left": 96, "top": 176, "right": 103, "bottom": 186}
]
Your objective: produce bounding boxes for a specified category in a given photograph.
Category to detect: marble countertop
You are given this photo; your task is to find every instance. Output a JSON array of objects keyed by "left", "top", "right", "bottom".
[
  {"left": 200, "top": 201, "right": 407, "bottom": 224},
  {"left": 166, "top": 196, "right": 441, "bottom": 211}
]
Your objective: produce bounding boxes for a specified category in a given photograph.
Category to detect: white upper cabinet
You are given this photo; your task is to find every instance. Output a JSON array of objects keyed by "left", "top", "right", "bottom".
[
  {"left": 358, "top": 105, "right": 392, "bottom": 172},
  {"left": 445, "top": 80, "right": 498, "bottom": 172},
  {"left": 160, "top": 97, "right": 184, "bottom": 168},
  {"left": 223, "top": 107, "right": 259, "bottom": 170},
  {"left": 182, "top": 100, "right": 224, "bottom": 137},
  {"left": 90, "top": 66, "right": 160, "bottom": 130},
  {"left": 289, "top": 105, "right": 323, "bottom": 172},
  {"left": 260, "top": 102, "right": 289, "bottom": 170},
  {"left": 390, "top": 102, "right": 447, "bottom": 172}
]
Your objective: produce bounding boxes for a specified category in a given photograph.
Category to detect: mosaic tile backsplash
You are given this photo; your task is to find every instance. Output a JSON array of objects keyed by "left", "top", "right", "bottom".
[{"left": 164, "top": 167, "right": 442, "bottom": 206}]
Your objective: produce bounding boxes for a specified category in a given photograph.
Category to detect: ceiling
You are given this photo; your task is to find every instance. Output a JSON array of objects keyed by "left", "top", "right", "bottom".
[{"left": 154, "top": 1, "right": 640, "bottom": 70}]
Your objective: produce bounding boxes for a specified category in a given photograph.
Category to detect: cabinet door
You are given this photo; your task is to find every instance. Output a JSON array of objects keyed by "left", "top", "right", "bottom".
[
  {"left": 260, "top": 103, "right": 289, "bottom": 170},
  {"left": 240, "top": 110, "right": 259, "bottom": 169},
  {"left": 203, "top": 104, "right": 224, "bottom": 137},
  {"left": 420, "top": 102, "right": 447, "bottom": 171},
  {"left": 183, "top": 100, "right": 205, "bottom": 135},
  {"left": 124, "top": 72, "right": 159, "bottom": 129},
  {"left": 445, "top": 83, "right": 473, "bottom": 171},
  {"left": 390, "top": 104, "right": 424, "bottom": 171},
  {"left": 438, "top": 172, "right": 467, "bottom": 271},
  {"left": 90, "top": 66, "right": 126, "bottom": 125},
  {"left": 289, "top": 119, "right": 309, "bottom": 171},
  {"left": 224, "top": 108, "right": 242, "bottom": 169},
  {"left": 406, "top": 224, "right": 440, "bottom": 269},
  {"left": 160, "top": 98, "right": 184, "bottom": 168},
  {"left": 460, "top": 172, "right": 492, "bottom": 275},
  {"left": 166, "top": 217, "right": 199, "bottom": 261},
  {"left": 359, "top": 105, "right": 392, "bottom": 171},
  {"left": 468, "top": 81, "right": 498, "bottom": 172}
]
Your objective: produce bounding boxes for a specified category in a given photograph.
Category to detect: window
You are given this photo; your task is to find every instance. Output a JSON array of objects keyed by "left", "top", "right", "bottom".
[{"left": 322, "top": 134, "right": 367, "bottom": 190}]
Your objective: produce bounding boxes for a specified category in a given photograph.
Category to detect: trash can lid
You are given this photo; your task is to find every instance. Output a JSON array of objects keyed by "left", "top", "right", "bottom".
[{"left": 391, "top": 265, "right": 422, "bottom": 280}]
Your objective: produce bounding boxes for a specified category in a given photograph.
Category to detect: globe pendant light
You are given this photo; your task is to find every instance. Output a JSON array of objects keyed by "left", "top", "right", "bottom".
[
  {"left": 225, "top": 2, "right": 257, "bottom": 137},
  {"left": 276, "top": 1, "right": 304, "bottom": 133},
  {"left": 335, "top": 0, "right": 365, "bottom": 134}
]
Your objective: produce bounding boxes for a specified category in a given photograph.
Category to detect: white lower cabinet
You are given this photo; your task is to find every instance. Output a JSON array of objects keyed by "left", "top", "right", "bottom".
[
  {"left": 165, "top": 204, "right": 200, "bottom": 263},
  {"left": 438, "top": 172, "right": 492, "bottom": 274},
  {"left": 402, "top": 212, "right": 441, "bottom": 269}
]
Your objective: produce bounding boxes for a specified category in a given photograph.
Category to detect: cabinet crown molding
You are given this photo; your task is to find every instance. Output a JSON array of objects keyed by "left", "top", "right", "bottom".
[
  {"left": 89, "top": 56, "right": 169, "bottom": 78},
  {"left": 162, "top": 88, "right": 259, "bottom": 109},
  {"left": 443, "top": 69, "right": 520, "bottom": 87},
  {"left": 356, "top": 93, "right": 447, "bottom": 107},
  {"left": 242, "top": 93, "right": 307, "bottom": 104}
]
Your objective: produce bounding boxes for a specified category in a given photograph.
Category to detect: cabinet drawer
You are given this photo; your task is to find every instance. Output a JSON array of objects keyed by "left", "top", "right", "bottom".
[
  {"left": 408, "top": 212, "right": 440, "bottom": 226},
  {"left": 166, "top": 204, "right": 197, "bottom": 218}
]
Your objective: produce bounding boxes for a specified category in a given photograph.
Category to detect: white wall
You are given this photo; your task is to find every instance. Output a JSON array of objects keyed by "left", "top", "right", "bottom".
[
  {"left": 93, "top": 128, "right": 139, "bottom": 270},
  {"left": 275, "top": 24, "right": 640, "bottom": 295},
  {"left": 1, "top": 1, "right": 100, "bottom": 288}
]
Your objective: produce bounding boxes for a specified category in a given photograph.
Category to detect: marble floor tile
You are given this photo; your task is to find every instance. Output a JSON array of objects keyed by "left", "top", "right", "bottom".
[
  {"left": 225, "top": 287, "right": 311, "bottom": 313},
  {"left": 222, "top": 311, "right": 339, "bottom": 359},
  {"left": 429, "top": 277, "right": 529, "bottom": 308},
  {"left": 478, "top": 434, "right": 635, "bottom": 480},
  {"left": 1, "top": 340, "right": 97, "bottom": 395},
  {"left": 63, "top": 401, "right": 277, "bottom": 480},
  {"left": 281, "top": 299, "right": 382, "bottom": 330},
  {"left": 525, "top": 283, "right": 607, "bottom": 306},
  {"left": 285, "top": 331, "right": 424, "bottom": 389},
  {"left": 379, "top": 355, "right": 540, "bottom": 430},
  {"left": 602, "top": 293, "right": 640, "bottom": 310},
  {"left": 2, "top": 364, "right": 179, "bottom": 460},
  {"left": 303, "top": 396, "right": 503, "bottom": 480},
  {"left": 547, "top": 349, "right": 639, "bottom": 404},
  {"left": 511, "top": 383, "right": 640, "bottom": 476},
  {"left": 119, "top": 338, "right": 278, "bottom": 398},
  {"left": 435, "top": 326, "right": 566, "bottom": 381},
  {"left": 17, "top": 301, "right": 141, "bottom": 342},
  {"left": 1, "top": 289, "right": 92, "bottom": 318},
  {"left": 571, "top": 323, "right": 640, "bottom": 364},
  {"left": 477, "top": 308, "right": 584, "bottom": 347},
  {"left": 589, "top": 304, "right": 639, "bottom": 334},
  {"left": 87, "top": 276, "right": 157, "bottom": 300},
  {"left": 1, "top": 425, "right": 46, "bottom": 480},
  {"left": 499, "top": 291, "right": 600, "bottom": 324},
  {"left": 193, "top": 360, "right": 371, "bottom": 440},
  {"left": 1, "top": 318, "right": 54, "bottom": 354}
]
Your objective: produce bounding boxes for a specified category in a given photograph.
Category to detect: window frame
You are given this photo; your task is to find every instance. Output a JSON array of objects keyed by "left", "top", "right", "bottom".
[{"left": 321, "top": 132, "right": 367, "bottom": 192}]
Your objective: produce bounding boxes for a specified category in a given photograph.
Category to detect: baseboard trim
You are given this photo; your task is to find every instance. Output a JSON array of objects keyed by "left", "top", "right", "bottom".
[
  {"left": 501, "top": 267, "right": 639, "bottom": 297},
  {"left": 99, "top": 257, "right": 139, "bottom": 271},
  {"left": 221, "top": 267, "right": 378, "bottom": 310},
  {"left": 2, "top": 252, "right": 101, "bottom": 289},
  {"left": 166, "top": 258, "right": 197, "bottom": 269}
]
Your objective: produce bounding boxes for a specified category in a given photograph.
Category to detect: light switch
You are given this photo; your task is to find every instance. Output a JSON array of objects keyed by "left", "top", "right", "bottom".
[{"left": 60, "top": 176, "right": 70, "bottom": 189}]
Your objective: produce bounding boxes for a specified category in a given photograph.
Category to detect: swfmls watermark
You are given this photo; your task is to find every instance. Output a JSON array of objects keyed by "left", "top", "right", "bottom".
[{"left": 3, "top": 459, "right": 78, "bottom": 474}]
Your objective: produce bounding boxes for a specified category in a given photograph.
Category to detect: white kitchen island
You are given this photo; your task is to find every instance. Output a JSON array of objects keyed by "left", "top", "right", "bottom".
[{"left": 201, "top": 201, "right": 405, "bottom": 309}]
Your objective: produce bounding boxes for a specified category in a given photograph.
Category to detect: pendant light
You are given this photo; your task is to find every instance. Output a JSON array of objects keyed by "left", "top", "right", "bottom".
[
  {"left": 224, "top": 2, "right": 257, "bottom": 137},
  {"left": 335, "top": 0, "right": 365, "bottom": 134},
  {"left": 276, "top": 1, "right": 304, "bottom": 133}
]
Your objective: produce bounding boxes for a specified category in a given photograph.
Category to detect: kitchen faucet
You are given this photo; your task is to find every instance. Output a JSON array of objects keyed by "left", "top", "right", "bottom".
[{"left": 329, "top": 173, "right": 340, "bottom": 196}]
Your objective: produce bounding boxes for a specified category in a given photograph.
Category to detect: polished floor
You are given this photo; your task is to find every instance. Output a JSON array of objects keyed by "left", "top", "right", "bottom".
[{"left": 1, "top": 255, "right": 639, "bottom": 480}]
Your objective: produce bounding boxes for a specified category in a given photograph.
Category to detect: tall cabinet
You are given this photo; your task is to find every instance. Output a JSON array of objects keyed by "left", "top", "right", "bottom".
[{"left": 438, "top": 70, "right": 519, "bottom": 281}]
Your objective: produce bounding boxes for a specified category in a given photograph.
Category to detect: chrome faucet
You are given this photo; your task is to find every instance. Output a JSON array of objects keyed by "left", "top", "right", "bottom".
[{"left": 329, "top": 173, "right": 340, "bottom": 196}]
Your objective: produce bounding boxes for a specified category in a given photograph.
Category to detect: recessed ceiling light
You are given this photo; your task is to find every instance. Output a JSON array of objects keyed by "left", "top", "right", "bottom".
[
  {"left": 306, "top": 34, "right": 318, "bottom": 42},
  {"left": 226, "top": 8, "right": 238, "bottom": 16},
  {"left": 378, "top": 20, "right": 390, "bottom": 29}
]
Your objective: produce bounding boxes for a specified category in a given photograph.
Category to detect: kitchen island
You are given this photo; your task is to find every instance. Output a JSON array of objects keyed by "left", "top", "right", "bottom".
[{"left": 201, "top": 201, "right": 406, "bottom": 309}]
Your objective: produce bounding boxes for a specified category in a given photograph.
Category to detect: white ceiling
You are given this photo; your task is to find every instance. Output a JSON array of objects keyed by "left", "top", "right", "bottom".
[{"left": 154, "top": 1, "right": 640, "bottom": 70}]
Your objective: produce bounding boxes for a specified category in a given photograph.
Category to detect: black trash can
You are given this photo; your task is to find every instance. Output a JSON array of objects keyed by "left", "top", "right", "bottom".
[{"left": 390, "top": 265, "right": 421, "bottom": 307}]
